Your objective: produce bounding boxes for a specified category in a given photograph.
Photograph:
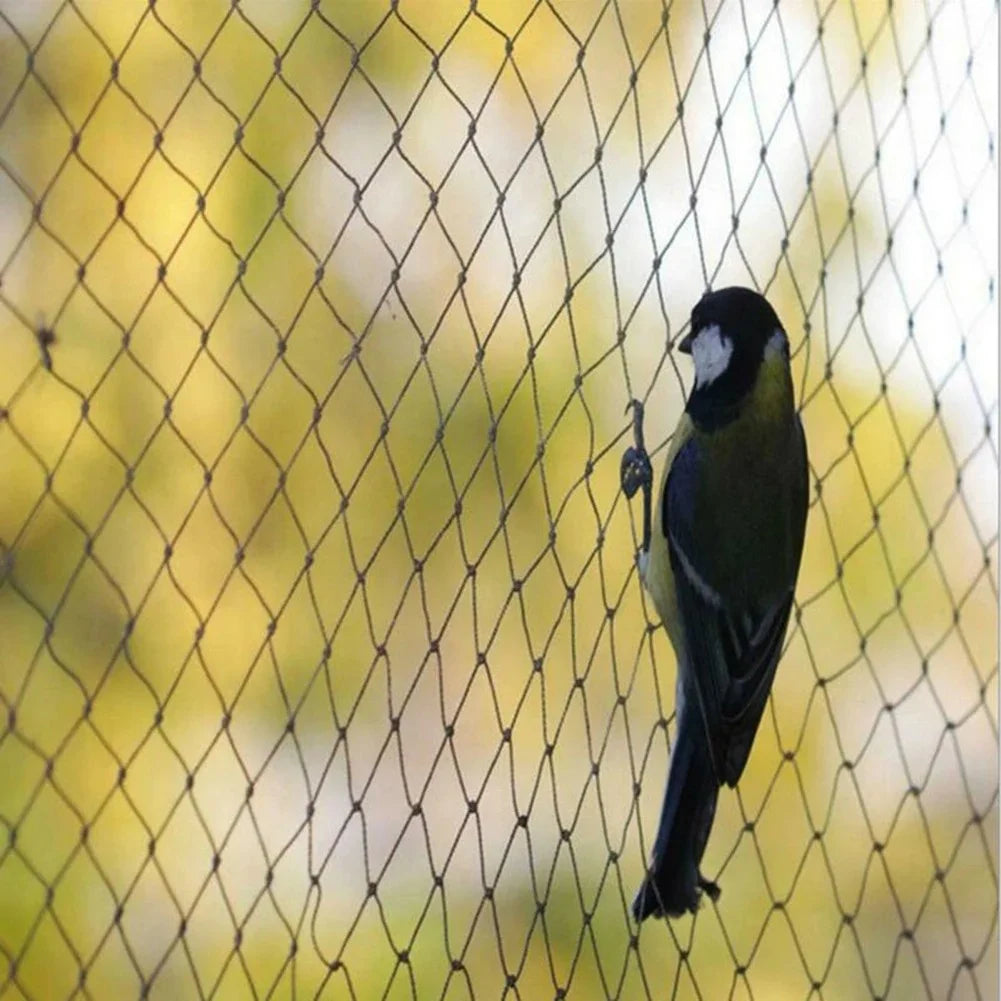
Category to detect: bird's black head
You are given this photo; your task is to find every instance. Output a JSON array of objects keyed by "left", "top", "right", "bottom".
[{"left": 678, "top": 286, "right": 788, "bottom": 428}]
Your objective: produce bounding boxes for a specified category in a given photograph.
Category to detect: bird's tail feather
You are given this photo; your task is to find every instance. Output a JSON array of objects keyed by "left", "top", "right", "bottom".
[{"left": 632, "top": 706, "right": 720, "bottom": 920}]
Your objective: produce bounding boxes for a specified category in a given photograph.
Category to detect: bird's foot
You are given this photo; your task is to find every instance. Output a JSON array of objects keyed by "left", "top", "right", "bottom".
[
  {"left": 698, "top": 876, "right": 721, "bottom": 903},
  {"left": 621, "top": 399, "right": 654, "bottom": 556},
  {"left": 620, "top": 445, "right": 653, "bottom": 500},
  {"left": 620, "top": 399, "right": 653, "bottom": 499}
]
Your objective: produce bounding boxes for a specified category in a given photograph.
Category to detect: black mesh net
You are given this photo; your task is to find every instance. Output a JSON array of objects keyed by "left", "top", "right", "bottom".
[{"left": 0, "top": 1, "right": 997, "bottom": 999}]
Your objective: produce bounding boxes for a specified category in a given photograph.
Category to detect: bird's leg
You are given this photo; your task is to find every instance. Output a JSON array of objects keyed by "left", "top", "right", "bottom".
[
  {"left": 698, "top": 875, "right": 721, "bottom": 903},
  {"left": 620, "top": 399, "right": 653, "bottom": 562}
]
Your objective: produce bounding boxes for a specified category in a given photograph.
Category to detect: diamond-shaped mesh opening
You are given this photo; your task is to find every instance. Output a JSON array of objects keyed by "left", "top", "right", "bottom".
[{"left": 0, "top": 1, "right": 997, "bottom": 999}]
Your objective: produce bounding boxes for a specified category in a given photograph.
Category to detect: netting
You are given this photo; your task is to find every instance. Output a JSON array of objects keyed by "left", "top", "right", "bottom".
[{"left": 0, "top": 1, "right": 997, "bottom": 999}]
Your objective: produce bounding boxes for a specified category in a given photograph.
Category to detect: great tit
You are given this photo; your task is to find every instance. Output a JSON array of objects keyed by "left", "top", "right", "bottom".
[{"left": 621, "top": 286, "right": 808, "bottom": 920}]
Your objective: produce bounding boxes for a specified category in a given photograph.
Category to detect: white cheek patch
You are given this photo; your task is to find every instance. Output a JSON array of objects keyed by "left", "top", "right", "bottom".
[
  {"left": 764, "top": 328, "right": 788, "bottom": 359},
  {"left": 691, "top": 323, "right": 733, "bottom": 388}
]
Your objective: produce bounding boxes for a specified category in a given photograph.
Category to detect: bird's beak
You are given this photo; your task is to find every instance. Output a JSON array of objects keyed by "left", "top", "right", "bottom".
[{"left": 677, "top": 330, "right": 694, "bottom": 354}]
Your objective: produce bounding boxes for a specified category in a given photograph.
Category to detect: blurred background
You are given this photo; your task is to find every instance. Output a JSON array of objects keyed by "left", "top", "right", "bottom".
[{"left": 0, "top": 1, "right": 997, "bottom": 999}]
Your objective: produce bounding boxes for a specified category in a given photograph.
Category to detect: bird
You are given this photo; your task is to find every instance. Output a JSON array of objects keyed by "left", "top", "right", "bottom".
[{"left": 620, "top": 286, "right": 809, "bottom": 921}]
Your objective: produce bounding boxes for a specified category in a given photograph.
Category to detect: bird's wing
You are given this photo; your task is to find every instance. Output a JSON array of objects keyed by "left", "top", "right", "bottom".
[{"left": 664, "top": 421, "right": 807, "bottom": 787}]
